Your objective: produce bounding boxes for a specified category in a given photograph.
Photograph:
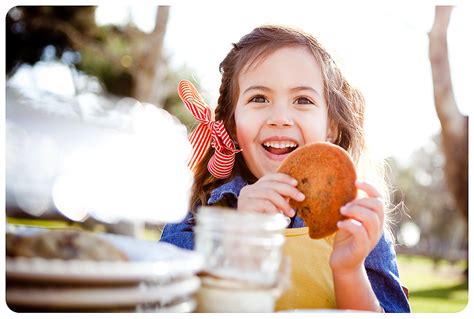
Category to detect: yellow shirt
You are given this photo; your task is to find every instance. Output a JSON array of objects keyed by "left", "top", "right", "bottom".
[{"left": 275, "top": 227, "right": 337, "bottom": 311}]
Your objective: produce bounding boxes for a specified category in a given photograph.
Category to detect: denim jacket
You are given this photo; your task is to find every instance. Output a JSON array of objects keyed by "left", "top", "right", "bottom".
[{"left": 160, "top": 175, "right": 410, "bottom": 313}]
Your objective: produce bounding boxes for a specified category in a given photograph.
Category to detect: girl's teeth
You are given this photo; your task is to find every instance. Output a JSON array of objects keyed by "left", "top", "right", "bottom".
[{"left": 263, "top": 141, "right": 297, "bottom": 148}]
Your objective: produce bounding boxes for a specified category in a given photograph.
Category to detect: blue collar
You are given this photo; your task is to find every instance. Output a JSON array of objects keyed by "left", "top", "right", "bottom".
[
  {"left": 208, "top": 175, "right": 247, "bottom": 206},
  {"left": 207, "top": 175, "right": 305, "bottom": 228}
]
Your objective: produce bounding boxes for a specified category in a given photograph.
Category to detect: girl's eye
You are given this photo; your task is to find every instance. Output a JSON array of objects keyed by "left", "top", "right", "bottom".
[
  {"left": 295, "top": 97, "right": 313, "bottom": 105},
  {"left": 249, "top": 95, "right": 268, "bottom": 103}
]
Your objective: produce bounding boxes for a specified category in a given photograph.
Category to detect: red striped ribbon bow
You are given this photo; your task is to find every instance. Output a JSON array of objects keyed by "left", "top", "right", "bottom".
[{"left": 178, "top": 80, "right": 240, "bottom": 179}]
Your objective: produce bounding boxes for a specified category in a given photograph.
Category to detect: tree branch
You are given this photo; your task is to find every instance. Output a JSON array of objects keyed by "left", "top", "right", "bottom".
[{"left": 428, "top": 6, "right": 464, "bottom": 138}]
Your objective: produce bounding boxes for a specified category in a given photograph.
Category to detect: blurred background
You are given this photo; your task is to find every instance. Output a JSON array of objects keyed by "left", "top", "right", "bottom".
[{"left": 4, "top": 3, "right": 470, "bottom": 312}]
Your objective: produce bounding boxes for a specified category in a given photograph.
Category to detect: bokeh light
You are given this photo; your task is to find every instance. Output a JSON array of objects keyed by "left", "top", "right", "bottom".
[
  {"left": 7, "top": 67, "right": 193, "bottom": 224},
  {"left": 398, "top": 222, "right": 421, "bottom": 247}
]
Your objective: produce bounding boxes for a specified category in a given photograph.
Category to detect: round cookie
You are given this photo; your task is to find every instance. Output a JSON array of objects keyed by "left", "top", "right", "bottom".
[{"left": 277, "top": 142, "right": 357, "bottom": 239}]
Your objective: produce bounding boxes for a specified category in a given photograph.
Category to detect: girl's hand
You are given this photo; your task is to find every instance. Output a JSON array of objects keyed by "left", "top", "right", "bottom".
[
  {"left": 237, "top": 173, "right": 305, "bottom": 217},
  {"left": 330, "top": 180, "right": 385, "bottom": 274}
]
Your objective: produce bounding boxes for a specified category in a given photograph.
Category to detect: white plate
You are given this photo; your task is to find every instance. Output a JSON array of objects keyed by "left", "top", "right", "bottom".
[
  {"left": 6, "top": 226, "right": 204, "bottom": 284},
  {"left": 137, "top": 298, "right": 197, "bottom": 313},
  {"left": 6, "top": 276, "right": 200, "bottom": 309}
]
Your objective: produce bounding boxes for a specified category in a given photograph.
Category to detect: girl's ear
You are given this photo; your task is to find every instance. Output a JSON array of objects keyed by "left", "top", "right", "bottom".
[{"left": 326, "top": 120, "right": 338, "bottom": 143}]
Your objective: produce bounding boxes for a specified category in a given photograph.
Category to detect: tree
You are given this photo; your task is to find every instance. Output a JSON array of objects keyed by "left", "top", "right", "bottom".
[
  {"left": 6, "top": 6, "right": 172, "bottom": 108},
  {"left": 428, "top": 6, "right": 468, "bottom": 221},
  {"left": 133, "top": 6, "right": 170, "bottom": 105}
]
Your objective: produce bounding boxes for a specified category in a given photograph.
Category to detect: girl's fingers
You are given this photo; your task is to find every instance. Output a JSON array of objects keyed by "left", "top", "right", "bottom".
[
  {"left": 345, "top": 197, "right": 385, "bottom": 223},
  {"left": 258, "top": 180, "right": 305, "bottom": 203},
  {"left": 238, "top": 173, "right": 303, "bottom": 218},
  {"left": 251, "top": 198, "right": 293, "bottom": 218},
  {"left": 260, "top": 173, "right": 298, "bottom": 186},
  {"left": 257, "top": 199, "right": 280, "bottom": 215},
  {"left": 356, "top": 180, "right": 382, "bottom": 199},
  {"left": 337, "top": 219, "right": 370, "bottom": 251},
  {"left": 240, "top": 198, "right": 279, "bottom": 215},
  {"left": 353, "top": 181, "right": 385, "bottom": 228},
  {"left": 252, "top": 188, "right": 293, "bottom": 216},
  {"left": 239, "top": 186, "right": 296, "bottom": 217},
  {"left": 350, "top": 197, "right": 384, "bottom": 213},
  {"left": 340, "top": 204, "right": 382, "bottom": 244}
]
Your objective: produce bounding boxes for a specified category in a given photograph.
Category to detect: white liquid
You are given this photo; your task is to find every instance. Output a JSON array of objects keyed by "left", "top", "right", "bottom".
[
  {"left": 196, "top": 285, "right": 276, "bottom": 313},
  {"left": 195, "top": 276, "right": 281, "bottom": 312}
]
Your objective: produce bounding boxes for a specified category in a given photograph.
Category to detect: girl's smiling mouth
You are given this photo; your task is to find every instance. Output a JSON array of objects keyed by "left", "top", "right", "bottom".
[{"left": 261, "top": 139, "right": 299, "bottom": 160}]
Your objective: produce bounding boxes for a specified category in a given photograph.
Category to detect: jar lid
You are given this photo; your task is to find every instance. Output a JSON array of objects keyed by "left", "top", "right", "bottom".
[{"left": 196, "top": 206, "right": 288, "bottom": 232}]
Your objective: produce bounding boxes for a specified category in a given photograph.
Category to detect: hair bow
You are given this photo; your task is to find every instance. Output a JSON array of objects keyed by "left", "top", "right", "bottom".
[{"left": 178, "top": 80, "right": 240, "bottom": 179}]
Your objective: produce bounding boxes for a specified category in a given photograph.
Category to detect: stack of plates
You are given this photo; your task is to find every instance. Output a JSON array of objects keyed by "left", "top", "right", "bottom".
[{"left": 6, "top": 226, "right": 204, "bottom": 312}]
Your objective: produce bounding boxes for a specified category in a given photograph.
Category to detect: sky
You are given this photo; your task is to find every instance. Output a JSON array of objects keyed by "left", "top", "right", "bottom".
[{"left": 96, "top": 1, "right": 473, "bottom": 163}]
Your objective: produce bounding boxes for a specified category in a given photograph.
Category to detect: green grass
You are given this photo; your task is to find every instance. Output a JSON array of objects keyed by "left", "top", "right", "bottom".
[{"left": 396, "top": 254, "right": 468, "bottom": 312}]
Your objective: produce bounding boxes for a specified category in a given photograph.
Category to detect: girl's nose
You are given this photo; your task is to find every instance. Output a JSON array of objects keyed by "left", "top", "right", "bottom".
[{"left": 265, "top": 103, "right": 294, "bottom": 127}]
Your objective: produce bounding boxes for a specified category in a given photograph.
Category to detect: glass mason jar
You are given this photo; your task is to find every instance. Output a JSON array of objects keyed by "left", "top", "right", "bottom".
[
  {"left": 194, "top": 206, "right": 287, "bottom": 285},
  {"left": 194, "top": 206, "right": 289, "bottom": 312}
]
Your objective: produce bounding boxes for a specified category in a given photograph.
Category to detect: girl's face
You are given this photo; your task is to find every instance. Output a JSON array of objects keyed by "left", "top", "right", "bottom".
[{"left": 234, "top": 46, "right": 335, "bottom": 178}]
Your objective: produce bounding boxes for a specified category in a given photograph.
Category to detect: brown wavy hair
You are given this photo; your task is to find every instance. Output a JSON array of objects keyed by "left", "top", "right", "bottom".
[{"left": 189, "top": 24, "right": 366, "bottom": 213}]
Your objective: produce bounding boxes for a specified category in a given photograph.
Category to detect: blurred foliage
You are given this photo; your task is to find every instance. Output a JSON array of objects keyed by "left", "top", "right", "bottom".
[
  {"left": 6, "top": 6, "right": 94, "bottom": 75},
  {"left": 78, "top": 31, "right": 133, "bottom": 96},
  {"left": 6, "top": 6, "right": 135, "bottom": 96},
  {"left": 6, "top": 5, "right": 201, "bottom": 132},
  {"left": 387, "top": 134, "right": 467, "bottom": 262}
]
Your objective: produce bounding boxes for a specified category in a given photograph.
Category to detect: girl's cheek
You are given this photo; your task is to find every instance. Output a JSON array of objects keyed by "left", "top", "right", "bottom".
[
  {"left": 234, "top": 119, "right": 252, "bottom": 146},
  {"left": 296, "top": 113, "right": 330, "bottom": 142},
  {"left": 235, "top": 111, "right": 259, "bottom": 135},
  {"left": 235, "top": 130, "right": 246, "bottom": 147}
]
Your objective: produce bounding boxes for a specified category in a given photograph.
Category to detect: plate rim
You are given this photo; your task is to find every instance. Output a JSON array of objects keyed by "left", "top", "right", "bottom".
[
  {"left": 6, "top": 254, "right": 204, "bottom": 284},
  {"left": 6, "top": 276, "right": 201, "bottom": 308}
]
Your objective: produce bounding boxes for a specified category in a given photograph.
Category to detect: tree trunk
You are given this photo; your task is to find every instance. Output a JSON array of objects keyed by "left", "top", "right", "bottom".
[
  {"left": 428, "top": 6, "right": 468, "bottom": 221},
  {"left": 133, "top": 6, "right": 170, "bottom": 107}
]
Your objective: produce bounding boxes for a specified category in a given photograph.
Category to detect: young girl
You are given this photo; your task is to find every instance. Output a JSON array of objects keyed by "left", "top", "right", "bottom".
[{"left": 160, "top": 25, "right": 410, "bottom": 313}]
